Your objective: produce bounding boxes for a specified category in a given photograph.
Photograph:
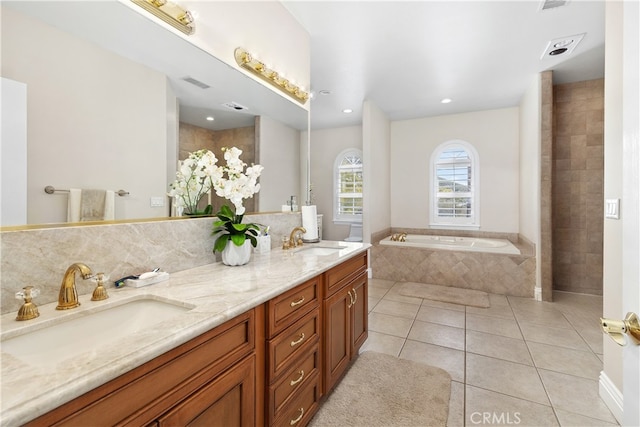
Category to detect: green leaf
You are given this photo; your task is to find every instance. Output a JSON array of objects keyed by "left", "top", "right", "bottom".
[
  {"left": 219, "top": 205, "right": 234, "bottom": 218},
  {"left": 232, "top": 223, "right": 248, "bottom": 232},
  {"left": 230, "top": 234, "right": 246, "bottom": 246},
  {"left": 213, "top": 235, "right": 230, "bottom": 253}
]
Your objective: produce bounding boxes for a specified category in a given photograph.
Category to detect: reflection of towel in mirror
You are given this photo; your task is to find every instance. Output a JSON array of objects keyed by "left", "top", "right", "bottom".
[{"left": 67, "top": 189, "right": 115, "bottom": 222}]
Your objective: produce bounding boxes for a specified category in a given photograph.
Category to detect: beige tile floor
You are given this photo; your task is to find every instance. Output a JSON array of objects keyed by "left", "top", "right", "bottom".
[{"left": 361, "top": 278, "right": 619, "bottom": 427}]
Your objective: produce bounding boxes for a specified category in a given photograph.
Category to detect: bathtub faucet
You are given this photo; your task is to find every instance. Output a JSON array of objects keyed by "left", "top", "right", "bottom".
[{"left": 390, "top": 233, "right": 407, "bottom": 242}]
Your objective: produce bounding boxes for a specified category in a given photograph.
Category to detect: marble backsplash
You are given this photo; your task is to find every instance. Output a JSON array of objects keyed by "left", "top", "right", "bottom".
[{"left": 0, "top": 212, "right": 301, "bottom": 315}]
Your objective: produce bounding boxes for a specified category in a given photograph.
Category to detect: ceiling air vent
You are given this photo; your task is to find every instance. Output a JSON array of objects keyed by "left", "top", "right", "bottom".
[
  {"left": 222, "top": 102, "right": 248, "bottom": 111},
  {"left": 540, "top": 0, "right": 569, "bottom": 11},
  {"left": 182, "top": 76, "right": 210, "bottom": 89}
]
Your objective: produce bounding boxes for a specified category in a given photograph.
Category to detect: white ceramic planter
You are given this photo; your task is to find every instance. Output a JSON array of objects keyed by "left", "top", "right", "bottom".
[{"left": 221, "top": 240, "right": 252, "bottom": 266}]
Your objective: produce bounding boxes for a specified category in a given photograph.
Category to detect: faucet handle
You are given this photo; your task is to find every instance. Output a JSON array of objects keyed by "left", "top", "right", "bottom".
[
  {"left": 15, "top": 286, "right": 40, "bottom": 300},
  {"left": 15, "top": 286, "right": 40, "bottom": 321},
  {"left": 91, "top": 273, "right": 109, "bottom": 301}
]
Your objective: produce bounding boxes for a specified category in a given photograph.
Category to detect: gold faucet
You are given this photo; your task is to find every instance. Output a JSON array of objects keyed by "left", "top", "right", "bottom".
[
  {"left": 57, "top": 263, "right": 93, "bottom": 310},
  {"left": 390, "top": 233, "right": 407, "bottom": 242},
  {"left": 288, "top": 226, "right": 306, "bottom": 249}
]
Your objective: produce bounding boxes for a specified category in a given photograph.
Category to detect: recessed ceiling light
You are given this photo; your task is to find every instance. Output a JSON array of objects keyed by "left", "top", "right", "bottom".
[
  {"left": 441, "top": 98, "right": 452, "bottom": 104},
  {"left": 206, "top": 116, "right": 214, "bottom": 121},
  {"left": 343, "top": 109, "right": 353, "bottom": 114},
  {"left": 319, "top": 90, "right": 331, "bottom": 96},
  {"left": 541, "top": 33, "right": 585, "bottom": 59}
]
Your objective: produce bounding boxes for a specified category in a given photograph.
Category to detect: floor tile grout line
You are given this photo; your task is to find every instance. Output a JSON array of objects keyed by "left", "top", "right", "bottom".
[
  {"left": 508, "top": 295, "right": 563, "bottom": 427},
  {"left": 463, "top": 305, "right": 467, "bottom": 427}
]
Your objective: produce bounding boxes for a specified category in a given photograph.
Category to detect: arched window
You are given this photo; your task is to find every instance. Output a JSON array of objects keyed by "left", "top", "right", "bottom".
[
  {"left": 430, "top": 140, "right": 479, "bottom": 228},
  {"left": 334, "top": 149, "right": 363, "bottom": 223}
]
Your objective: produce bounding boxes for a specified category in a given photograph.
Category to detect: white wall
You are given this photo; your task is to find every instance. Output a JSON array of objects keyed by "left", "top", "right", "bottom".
[
  {"left": 518, "top": 76, "right": 542, "bottom": 245},
  {"left": 390, "top": 107, "right": 520, "bottom": 232},
  {"left": 310, "top": 126, "right": 362, "bottom": 241},
  {"left": 258, "top": 116, "right": 301, "bottom": 212},
  {"left": 0, "top": 78, "right": 28, "bottom": 226},
  {"left": 2, "top": 7, "right": 172, "bottom": 224},
  {"left": 362, "top": 100, "right": 391, "bottom": 242}
]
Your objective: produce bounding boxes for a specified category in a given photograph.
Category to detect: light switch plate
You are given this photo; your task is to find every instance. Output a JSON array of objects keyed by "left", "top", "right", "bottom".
[
  {"left": 150, "top": 196, "right": 165, "bottom": 207},
  {"left": 605, "top": 198, "right": 620, "bottom": 219}
]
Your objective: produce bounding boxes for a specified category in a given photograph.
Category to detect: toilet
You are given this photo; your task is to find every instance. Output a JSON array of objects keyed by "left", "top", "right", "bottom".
[{"left": 344, "top": 223, "right": 363, "bottom": 242}]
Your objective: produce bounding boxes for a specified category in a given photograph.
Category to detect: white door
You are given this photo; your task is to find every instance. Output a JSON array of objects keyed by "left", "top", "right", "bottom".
[{"left": 621, "top": 1, "right": 640, "bottom": 425}]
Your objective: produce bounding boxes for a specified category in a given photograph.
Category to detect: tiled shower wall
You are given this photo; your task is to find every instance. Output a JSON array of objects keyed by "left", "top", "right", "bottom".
[{"left": 552, "top": 79, "right": 604, "bottom": 295}]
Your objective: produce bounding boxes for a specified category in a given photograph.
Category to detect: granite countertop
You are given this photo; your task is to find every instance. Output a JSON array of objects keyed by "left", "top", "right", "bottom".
[{"left": 0, "top": 241, "right": 370, "bottom": 426}]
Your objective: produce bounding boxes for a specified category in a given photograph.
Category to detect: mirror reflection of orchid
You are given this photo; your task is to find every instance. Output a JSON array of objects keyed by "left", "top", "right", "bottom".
[
  {"left": 212, "top": 147, "right": 264, "bottom": 253},
  {"left": 168, "top": 149, "right": 217, "bottom": 216}
]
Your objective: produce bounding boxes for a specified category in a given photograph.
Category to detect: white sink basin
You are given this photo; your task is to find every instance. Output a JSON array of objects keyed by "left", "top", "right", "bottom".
[
  {"left": 295, "top": 246, "right": 346, "bottom": 256},
  {"left": 2, "top": 298, "right": 192, "bottom": 365}
]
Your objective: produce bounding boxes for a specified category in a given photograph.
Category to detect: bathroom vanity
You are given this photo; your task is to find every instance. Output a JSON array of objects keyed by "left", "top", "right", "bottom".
[{"left": 1, "top": 242, "right": 369, "bottom": 427}]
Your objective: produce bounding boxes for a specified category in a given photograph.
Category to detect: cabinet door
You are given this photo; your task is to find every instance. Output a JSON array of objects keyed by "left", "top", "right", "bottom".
[
  {"left": 156, "top": 355, "right": 255, "bottom": 427},
  {"left": 350, "top": 273, "right": 368, "bottom": 355},
  {"left": 323, "top": 286, "right": 351, "bottom": 393}
]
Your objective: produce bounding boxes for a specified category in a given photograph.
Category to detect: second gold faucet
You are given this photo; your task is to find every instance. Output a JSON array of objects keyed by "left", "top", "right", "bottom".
[{"left": 284, "top": 226, "right": 306, "bottom": 249}]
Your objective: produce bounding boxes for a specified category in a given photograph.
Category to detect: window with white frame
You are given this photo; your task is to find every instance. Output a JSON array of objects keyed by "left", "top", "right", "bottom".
[
  {"left": 430, "top": 141, "right": 479, "bottom": 227},
  {"left": 334, "top": 149, "right": 363, "bottom": 222}
]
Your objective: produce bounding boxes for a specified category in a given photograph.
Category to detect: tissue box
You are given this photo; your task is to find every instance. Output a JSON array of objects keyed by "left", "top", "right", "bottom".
[{"left": 124, "top": 272, "right": 170, "bottom": 288}]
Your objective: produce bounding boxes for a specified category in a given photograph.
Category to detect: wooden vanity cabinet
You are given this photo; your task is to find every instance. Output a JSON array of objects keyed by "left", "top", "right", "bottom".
[
  {"left": 20, "top": 250, "right": 370, "bottom": 427},
  {"left": 24, "top": 307, "right": 264, "bottom": 427},
  {"left": 323, "top": 252, "right": 368, "bottom": 393},
  {"left": 265, "top": 276, "right": 322, "bottom": 426}
]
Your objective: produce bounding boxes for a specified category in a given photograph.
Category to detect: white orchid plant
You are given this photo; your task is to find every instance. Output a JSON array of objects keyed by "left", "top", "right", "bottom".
[
  {"left": 168, "top": 149, "right": 218, "bottom": 216},
  {"left": 210, "top": 147, "right": 264, "bottom": 253}
]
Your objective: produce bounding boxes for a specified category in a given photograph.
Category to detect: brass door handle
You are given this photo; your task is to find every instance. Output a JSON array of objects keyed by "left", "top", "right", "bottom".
[
  {"left": 347, "top": 290, "right": 354, "bottom": 308},
  {"left": 600, "top": 312, "right": 640, "bottom": 346}
]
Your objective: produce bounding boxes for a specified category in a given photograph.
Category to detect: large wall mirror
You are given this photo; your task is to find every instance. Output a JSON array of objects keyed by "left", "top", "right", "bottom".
[{"left": 1, "top": 1, "right": 309, "bottom": 228}]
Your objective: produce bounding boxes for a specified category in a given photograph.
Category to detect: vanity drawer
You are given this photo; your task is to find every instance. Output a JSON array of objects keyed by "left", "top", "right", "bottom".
[
  {"left": 268, "top": 345, "right": 320, "bottom": 422},
  {"left": 324, "top": 252, "right": 367, "bottom": 297},
  {"left": 272, "top": 372, "right": 321, "bottom": 427},
  {"left": 267, "top": 276, "right": 320, "bottom": 338},
  {"left": 25, "top": 310, "right": 256, "bottom": 427},
  {"left": 267, "top": 309, "right": 319, "bottom": 380}
]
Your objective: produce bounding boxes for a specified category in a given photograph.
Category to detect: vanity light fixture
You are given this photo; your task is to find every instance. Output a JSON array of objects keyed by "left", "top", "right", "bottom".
[
  {"left": 234, "top": 48, "right": 309, "bottom": 105},
  {"left": 131, "top": 0, "right": 195, "bottom": 35}
]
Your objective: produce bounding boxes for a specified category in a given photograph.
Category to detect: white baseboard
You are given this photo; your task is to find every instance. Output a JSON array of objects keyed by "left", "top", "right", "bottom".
[{"left": 599, "top": 370, "right": 623, "bottom": 424}]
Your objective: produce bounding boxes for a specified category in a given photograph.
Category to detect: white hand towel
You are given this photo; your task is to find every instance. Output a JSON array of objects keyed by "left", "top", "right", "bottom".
[
  {"left": 103, "top": 190, "right": 115, "bottom": 221},
  {"left": 80, "top": 189, "right": 107, "bottom": 221},
  {"left": 67, "top": 188, "right": 82, "bottom": 223}
]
